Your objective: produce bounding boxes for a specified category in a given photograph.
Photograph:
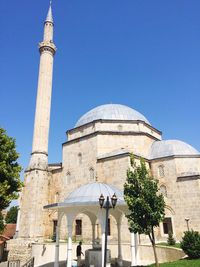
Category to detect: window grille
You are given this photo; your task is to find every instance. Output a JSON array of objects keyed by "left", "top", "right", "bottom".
[{"left": 158, "top": 165, "right": 165, "bottom": 177}]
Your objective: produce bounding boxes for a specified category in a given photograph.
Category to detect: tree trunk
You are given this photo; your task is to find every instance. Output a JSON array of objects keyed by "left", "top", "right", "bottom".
[
  {"left": 148, "top": 228, "right": 159, "bottom": 267},
  {"left": 152, "top": 242, "right": 159, "bottom": 267}
]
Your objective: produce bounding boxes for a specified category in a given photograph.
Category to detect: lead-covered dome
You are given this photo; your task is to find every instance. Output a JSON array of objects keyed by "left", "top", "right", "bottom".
[
  {"left": 64, "top": 182, "right": 125, "bottom": 206},
  {"left": 75, "top": 104, "right": 150, "bottom": 127},
  {"left": 149, "top": 140, "right": 200, "bottom": 159}
]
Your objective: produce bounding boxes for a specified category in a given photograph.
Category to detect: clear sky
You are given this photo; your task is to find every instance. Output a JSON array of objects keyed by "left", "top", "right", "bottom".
[{"left": 0, "top": 0, "right": 200, "bottom": 172}]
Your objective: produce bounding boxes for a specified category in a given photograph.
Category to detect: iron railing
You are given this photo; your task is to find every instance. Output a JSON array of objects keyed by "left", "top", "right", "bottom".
[
  {"left": 21, "top": 258, "right": 34, "bottom": 267},
  {"left": 7, "top": 257, "right": 34, "bottom": 267},
  {"left": 7, "top": 260, "right": 20, "bottom": 267}
]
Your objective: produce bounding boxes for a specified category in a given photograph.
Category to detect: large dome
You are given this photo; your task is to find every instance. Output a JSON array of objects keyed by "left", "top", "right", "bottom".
[
  {"left": 75, "top": 104, "right": 150, "bottom": 127},
  {"left": 149, "top": 140, "right": 200, "bottom": 159}
]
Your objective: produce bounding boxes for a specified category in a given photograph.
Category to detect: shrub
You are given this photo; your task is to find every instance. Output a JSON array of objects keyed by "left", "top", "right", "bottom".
[
  {"left": 167, "top": 231, "right": 176, "bottom": 246},
  {"left": 180, "top": 230, "right": 200, "bottom": 259},
  {"left": 0, "top": 212, "right": 5, "bottom": 233},
  {"left": 51, "top": 232, "right": 56, "bottom": 242}
]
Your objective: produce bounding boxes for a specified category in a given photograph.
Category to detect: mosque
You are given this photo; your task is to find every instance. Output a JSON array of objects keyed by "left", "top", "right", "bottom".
[{"left": 9, "top": 3, "right": 200, "bottom": 267}]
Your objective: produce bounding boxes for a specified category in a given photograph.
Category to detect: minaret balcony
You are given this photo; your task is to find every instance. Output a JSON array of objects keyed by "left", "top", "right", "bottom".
[{"left": 39, "top": 41, "right": 56, "bottom": 55}]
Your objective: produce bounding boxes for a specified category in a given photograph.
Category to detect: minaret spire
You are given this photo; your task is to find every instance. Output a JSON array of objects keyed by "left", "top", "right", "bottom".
[
  {"left": 27, "top": 3, "right": 56, "bottom": 171},
  {"left": 46, "top": 1, "right": 53, "bottom": 23}
]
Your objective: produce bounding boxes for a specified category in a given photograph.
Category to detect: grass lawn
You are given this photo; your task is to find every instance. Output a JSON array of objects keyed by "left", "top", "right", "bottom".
[
  {"left": 149, "top": 258, "right": 200, "bottom": 267},
  {"left": 157, "top": 242, "right": 181, "bottom": 249}
]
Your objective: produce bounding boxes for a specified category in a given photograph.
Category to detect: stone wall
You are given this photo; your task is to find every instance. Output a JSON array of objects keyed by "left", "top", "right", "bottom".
[
  {"left": 7, "top": 239, "right": 32, "bottom": 264},
  {"left": 138, "top": 245, "right": 185, "bottom": 266},
  {"left": 30, "top": 242, "right": 185, "bottom": 267},
  {"left": 97, "top": 155, "right": 129, "bottom": 188},
  {"left": 18, "top": 169, "right": 51, "bottom": 239},
  {"left": 151, "top": 157, "right": 200, "bottom": 239},
  {"left": 68, "top": 120, "right": 161, "bottom": 142}
]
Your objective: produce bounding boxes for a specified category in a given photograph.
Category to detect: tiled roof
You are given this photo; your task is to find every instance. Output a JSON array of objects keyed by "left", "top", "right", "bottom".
[{"left": 2, "top": 224, "right": 16, "bottom": 239}]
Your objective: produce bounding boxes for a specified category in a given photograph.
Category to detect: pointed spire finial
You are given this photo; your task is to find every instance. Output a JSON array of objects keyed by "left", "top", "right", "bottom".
[{"left": 45, "top": 1, "right": 53, "bottom": 23}]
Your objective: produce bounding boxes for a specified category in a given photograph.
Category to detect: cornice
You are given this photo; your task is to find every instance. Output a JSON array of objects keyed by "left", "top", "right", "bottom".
[
  {"left": 62, "top": 130, "right": 160, "bottom": 146},
  {"left": 150, "top": 154, "right": 200, "bottom": 162},
  {"left": 66, "top": 119, "right": 162, "bottom": 135}
]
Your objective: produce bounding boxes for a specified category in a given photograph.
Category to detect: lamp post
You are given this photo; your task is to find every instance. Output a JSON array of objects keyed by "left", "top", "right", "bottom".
[
  {"left": 185, "top": 217, "right": 190, "bottom": 231},
  {"left": 99, "top": 193, "right": 117, "bottom": 267}
]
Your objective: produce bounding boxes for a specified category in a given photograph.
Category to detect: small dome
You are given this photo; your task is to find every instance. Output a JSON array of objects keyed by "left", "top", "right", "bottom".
[
  {"left": 75, "top": 104, "right": 150, "bottom": 127},
  {"left": 149, "top": 140, "right": 200, "bottom": 159},
  {"left": 64, "top": 182, "right": 125, "bottom": 206}
]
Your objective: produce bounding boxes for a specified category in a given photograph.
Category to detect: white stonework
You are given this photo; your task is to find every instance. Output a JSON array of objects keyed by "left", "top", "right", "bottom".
[
  {"left": 17, "top": 3, "right": 56, "bottom": 242},
  {"left": 9, "top": 3, "right": 200, "bottom": 266},
  {"left": 28, "top": 7, "right": 56, "bottom": 171}
]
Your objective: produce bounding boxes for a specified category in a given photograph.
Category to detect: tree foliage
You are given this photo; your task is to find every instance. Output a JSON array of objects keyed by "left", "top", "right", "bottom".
[
  {"left": 0, "top": 212, "right": 5, "bottom": 233},
  {"left": 0, "top": 128, "right": 23, "bottom": 210},
  {"left": 124, "top": 154, "right": 165, "bottom": 267},
  {"left": 181, "top": 230, "right": 200, "bottom": 259},
  {"left": 5, "top": 206, "right": 18, "bottom": 224}
]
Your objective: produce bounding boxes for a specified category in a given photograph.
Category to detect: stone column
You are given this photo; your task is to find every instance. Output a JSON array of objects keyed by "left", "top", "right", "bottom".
[
  {"left": 101, "top": 231, "right": 105, "bottom": 267},
  {"left": 66, "top": 213, "right": 77, "bottom": 267},
  {"left": 92, "top": 223, "right": 96, "bottom": 248},
  {"left": 131, "top": 233, "right": 138, "bottom": 266},
  {"left": 54, "top": 224, "right": 60, "bottom": 267},
  {"left": 117, "top": 221, "right": 123, "bottom": 267},
  {"left": 67, "top": 225, "right": 73, "bottom": 267},
  {"left": 97, "top": 210, "right": 105, "bottom": 267}
]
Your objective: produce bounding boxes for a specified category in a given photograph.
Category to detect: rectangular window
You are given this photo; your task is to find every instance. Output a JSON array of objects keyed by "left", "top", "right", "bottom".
[
  {"left": 53, "top": 220, "right": 57, "bottom": 234},
  {"left": 108, "top": 218, "right": 111, "bottom": 236},
  {"left": 163, "top": 217, "right": 173, "bottom": 234},
  {"left": 76, "top": 219, "right": 82, "bottom": 236},
  {"left": 53, "top": 220, "right": 58, "bottom": 239}
]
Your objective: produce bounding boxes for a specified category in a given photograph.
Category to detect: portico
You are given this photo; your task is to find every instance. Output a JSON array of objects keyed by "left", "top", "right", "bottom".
[{"left": 44, "top": 182, "right": 138, "bottom": 267}]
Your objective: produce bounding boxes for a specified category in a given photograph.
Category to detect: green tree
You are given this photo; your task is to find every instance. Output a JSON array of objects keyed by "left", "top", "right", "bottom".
[
  {"left": 167, "top": 231, "right": 176, "bottom": 246},
  {"left": 0, "top": 212, "right": 5, "bottom": 233},
  {"left": 5, "top": 206, "right": 18, "bottom": 224},
  {"left": 124, "top": 154, "right": 165, "bottom": 267},
  {"left": 0, "top": 128, "right": 23, "bottom": 210}
]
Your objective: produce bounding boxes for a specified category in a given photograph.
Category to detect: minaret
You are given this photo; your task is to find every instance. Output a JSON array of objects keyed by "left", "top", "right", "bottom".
[
  {"left": 18, "top": 3, "right": 56, "bottom": 239},
  {"left": 28, "top": 2, "right": 56, "bottom": 171}
]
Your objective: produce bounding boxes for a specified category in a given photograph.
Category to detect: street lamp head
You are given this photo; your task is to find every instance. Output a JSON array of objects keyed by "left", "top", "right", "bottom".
[
  {"left": 99, "top": 194, "right": 105, "bottom": 208},
  {"left": 185, "top": 217, "right": 190, "bottom": 222},
  {"left": 111, "top": 193, "right": 117, "bottom": 208}
]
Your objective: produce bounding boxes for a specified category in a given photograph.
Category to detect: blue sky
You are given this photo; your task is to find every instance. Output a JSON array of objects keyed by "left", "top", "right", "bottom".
[{"left": 0, "top": 0, "right": 200, "bottom": 171}]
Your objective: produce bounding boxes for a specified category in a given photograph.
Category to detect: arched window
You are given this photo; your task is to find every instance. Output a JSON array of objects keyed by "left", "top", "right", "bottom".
[
  {"left": 55, "top": 192, "right": 59, "bottom": 202},
  {"left": 75, "top": 219, "right": 82, "bottom": 236},
  {"left": 163, "top": 217, "right": 173, "bottom": 234},
  {"left": 158, "top": 165, "right": 165, "bottom": 177},
  {"left": 78, "top": 153, "right": 82, "bottom": 164},
  {"left": 66, "top": 171, "right": 71, "bottom": 185},
  {"left": 160, "top": 185, "right": 167, "bottom": 197},
  {"left": 89, "top": 167, "right": 95, "bottom": 181}
]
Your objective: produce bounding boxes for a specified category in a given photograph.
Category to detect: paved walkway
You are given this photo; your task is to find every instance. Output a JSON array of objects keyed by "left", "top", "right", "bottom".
[
  {"left": 0, "top": 262, "right": 7, "bottom": 267},
  {"left": 38, "top": 261, "right": 67, "bottom": 267}
]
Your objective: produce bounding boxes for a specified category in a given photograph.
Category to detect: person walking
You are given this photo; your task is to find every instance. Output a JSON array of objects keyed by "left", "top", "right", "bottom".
[{"left": 76, "top": 241, "right": 84, "bottom": 266}]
